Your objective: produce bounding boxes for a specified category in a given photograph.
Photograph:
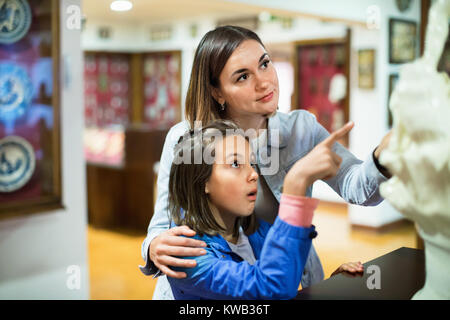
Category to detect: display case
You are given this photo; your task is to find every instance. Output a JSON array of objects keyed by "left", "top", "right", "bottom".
[
  {"left": 293, "top": 34, "right": 351, "bottom": 146},
  {"left": 86, "top": 126, "right": 168, "bottom": 230},
  {"left": 142, "top": 51, "right": 181, "bottom": 129},
  {"left": 0, "top": 0, "right": 62, "bottom": 218},
  {"left": 84, "top": 52, "right": 131, "bottom": 127}
]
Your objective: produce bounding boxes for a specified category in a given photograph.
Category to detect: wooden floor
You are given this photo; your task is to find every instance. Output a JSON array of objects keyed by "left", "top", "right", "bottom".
[
  {"left": 87, "top": 203, "right": 417, "bottom": 299},
  {"left": 87, "top": 226, "right": 158, "bottom": 300}
]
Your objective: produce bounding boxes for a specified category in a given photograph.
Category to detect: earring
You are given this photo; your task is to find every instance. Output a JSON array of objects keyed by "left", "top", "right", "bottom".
[{"left": 220, "top": 102, "right": 225, "bottom": 111}]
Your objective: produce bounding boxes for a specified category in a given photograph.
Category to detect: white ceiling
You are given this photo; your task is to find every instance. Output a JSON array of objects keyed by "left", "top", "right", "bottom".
[{"left": 81, "top": 0, "right": 295, "bottom": 23}]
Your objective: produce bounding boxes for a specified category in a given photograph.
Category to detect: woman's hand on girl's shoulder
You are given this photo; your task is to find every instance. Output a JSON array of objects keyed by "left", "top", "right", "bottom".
[{"left": 149, "top": 226, "right": 207, "bottom": 279}]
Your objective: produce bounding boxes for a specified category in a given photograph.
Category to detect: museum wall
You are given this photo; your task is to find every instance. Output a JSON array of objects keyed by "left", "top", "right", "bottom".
[{"left": 0, "top": 0, "right": 89, "bottom": 299}]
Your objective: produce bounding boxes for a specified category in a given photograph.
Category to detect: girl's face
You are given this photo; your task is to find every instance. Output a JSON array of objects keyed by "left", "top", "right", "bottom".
[
  {"left": 214, "top": 40, "right": 279, "bottom": 119},
  {"left": 205, "top": 134, "right": 258, "bottom": 219}
]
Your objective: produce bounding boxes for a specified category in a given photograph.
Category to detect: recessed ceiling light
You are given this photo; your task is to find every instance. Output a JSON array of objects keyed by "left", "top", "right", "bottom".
[
  {"left": 110, "top": 0, "right": 133, "bottom": 12},
  {"left": 259, "top": 11, "right": 271, "bottom": 22}
]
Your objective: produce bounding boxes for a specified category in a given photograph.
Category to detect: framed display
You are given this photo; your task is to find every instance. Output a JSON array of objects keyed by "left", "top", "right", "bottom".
[
  {"left": 84, "top": 52, "right": 131, "bottom": 128},
  {"left": 387, "top": 74, "right": 399, "bottom": 128},
  {"left": 293, "top": 36, "right": 351, "bottom": 146},
  {"left": 358, "top": 49, "right": 375, "bottom": 89},
  {"left": 0, "top": 0, "right": 62, "bottom": 217},
  {"left": 142, "top": 51, "right": 181, "bottom": 129},
  {"left": 389, "top": 18, "right": 418, "bottom": 64}
]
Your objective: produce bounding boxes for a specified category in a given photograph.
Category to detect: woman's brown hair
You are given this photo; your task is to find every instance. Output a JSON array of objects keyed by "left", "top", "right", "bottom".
[
  {"left": 185, "top": 26, "right": 266, "bottom": 129},
  {"left": 168, "top": 120, "right": 257, "bottom": 237}
]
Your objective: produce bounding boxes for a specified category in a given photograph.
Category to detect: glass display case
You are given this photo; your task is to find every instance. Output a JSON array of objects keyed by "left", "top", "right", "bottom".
[{"left": 0, "top": 0, "right": 62, "bottom": 217}]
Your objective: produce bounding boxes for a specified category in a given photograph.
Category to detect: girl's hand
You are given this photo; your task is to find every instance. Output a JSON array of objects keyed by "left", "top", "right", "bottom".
[
  {"left": 149, "top": 226, "right": 207, "bottom": 279},
  {"left": 283, "top": 122, "right": 354, "bottom": 196},
  {"left": 331, "top": 261, "right": 364, "bottom": 277}
]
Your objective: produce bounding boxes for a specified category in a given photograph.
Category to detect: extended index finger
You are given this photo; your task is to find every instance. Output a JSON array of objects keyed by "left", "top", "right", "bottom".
[{"left": 321, "top": 121, "right": 354, "bottom": 147}]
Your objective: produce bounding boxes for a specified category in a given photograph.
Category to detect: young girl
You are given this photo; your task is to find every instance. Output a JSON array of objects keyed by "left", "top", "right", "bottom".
[{"left": 166, "top": 120, "right": 362, "bottom": 300}]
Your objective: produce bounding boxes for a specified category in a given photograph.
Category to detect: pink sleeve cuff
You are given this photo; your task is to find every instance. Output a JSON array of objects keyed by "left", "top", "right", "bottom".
[{"left": 278, "top": 194, "right": 319, "bottom": 227}]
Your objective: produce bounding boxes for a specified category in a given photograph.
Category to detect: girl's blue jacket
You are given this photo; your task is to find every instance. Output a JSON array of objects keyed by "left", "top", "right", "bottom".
[{"left": 168, "top": 217, "right": 316, "bottom": 300}]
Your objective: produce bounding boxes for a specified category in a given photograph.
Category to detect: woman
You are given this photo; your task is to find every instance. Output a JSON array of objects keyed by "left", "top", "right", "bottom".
[{"left": 140, "top": 26, "right": 390, "bottom": 299}]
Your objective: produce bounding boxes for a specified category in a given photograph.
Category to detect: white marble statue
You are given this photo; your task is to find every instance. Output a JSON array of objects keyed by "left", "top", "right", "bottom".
[{"left": 379, "top": 0, "right": 450, "bottom": 300}]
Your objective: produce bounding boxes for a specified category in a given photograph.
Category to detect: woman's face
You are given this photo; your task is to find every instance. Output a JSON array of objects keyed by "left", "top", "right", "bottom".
[
  {"left": 215, "top": 40, "right": 279, "bottom": 119},
  {"left": 205, "top": 134, "right": 258, "bottom": 219}
]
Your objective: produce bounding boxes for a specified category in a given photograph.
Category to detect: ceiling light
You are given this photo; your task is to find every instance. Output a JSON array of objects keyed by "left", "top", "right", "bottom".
[
  {"left": 259, "top": 11, "right": 271, "bottom": 23},
  {"left": 110, "top": 0, "right": 133, "bottom": 12}
]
